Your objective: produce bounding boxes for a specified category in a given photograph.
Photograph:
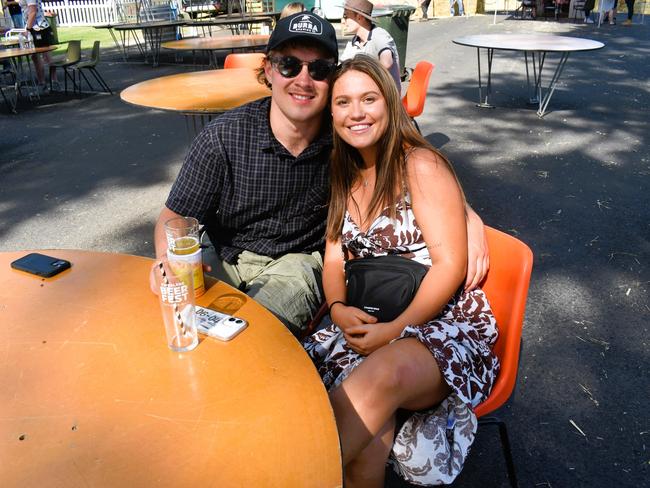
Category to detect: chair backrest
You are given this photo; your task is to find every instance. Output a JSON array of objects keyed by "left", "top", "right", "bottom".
[
  {"left": 224, "top": 52, "right": 265, "bottom": 70},
  {"left": 401, "top": 60, "right": 434, "bottom": 118},
  {"left": 65, "top": 40, "right": 82, "bottom": 64},
  {"left": 90, "top": 40, "right": 101, "bottom": 64},
  {"left": 474, "top": 226, "right": 533, "bottom": 418},
  {"left": 572, "top": 0, "right": 586, "bottom": 10}
]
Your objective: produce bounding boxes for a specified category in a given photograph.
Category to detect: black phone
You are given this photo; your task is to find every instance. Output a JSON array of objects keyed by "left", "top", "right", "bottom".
[{"left": 10, "top": 253, "right": 72, "bottom": 278}]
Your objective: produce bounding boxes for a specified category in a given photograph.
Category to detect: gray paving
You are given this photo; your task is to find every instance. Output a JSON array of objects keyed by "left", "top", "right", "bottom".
[{"left": 1, "top": 14, "right": 648, "bottom": 488}]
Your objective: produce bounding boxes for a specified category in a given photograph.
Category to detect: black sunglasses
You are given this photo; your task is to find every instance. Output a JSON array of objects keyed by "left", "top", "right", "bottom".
[{"left": 269, "top": 55, "right": 336, "bottom": 81}]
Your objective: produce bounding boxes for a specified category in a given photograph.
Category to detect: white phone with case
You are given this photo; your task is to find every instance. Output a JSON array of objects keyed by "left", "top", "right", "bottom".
[{"left": 195, "top": 306, "right": 247, "bottom": 341}]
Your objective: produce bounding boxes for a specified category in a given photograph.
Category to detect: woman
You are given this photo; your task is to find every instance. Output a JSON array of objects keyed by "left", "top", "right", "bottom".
[{"left": 304, "top": 56, "right": 500, "bottom": 487}]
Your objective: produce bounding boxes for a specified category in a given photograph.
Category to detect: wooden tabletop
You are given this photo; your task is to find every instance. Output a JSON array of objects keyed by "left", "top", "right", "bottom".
[
  {"left": 1, "top": 38, "right": 20, "bottom": 47},
  {"left": 162, "top": 34, "right": 270, "bottom": 52},
  {"left": 120, "top": 67, "right": 270, "bottom": 114},
  {"left": 453, "top": 34, "right": 605, "bottom": 52},
  {"left": 0, "top": 250, "right": 342, "bottom": 488},
  {"left": 0, "top": 46, "right": 56, "bottom": 60}
]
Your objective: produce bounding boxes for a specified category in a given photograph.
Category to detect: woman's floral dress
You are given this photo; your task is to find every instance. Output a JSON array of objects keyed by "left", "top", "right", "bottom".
[{"left": 303, "top": 194, "right": 500, "bottom": 486}]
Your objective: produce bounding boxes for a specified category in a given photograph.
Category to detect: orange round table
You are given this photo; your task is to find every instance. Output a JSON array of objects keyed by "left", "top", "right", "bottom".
[
  {"left": 162, "top": 34, "right": 269, "bottom": 51},
  {"left": 162, "top": 35, "right": 270, "bottom": 68},
  {"left": 161, "top": 34, "right": 270, "bottom": 52},
  {"left": 0, "top": 250, "right": 342, "bottom": 488},
  {"left": 120, "top": 67, "right": 270, "bottom": 115}
]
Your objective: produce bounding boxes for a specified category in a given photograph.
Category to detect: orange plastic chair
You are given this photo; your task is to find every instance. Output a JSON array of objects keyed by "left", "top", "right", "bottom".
[
  {"left": 473, "top": 226, "right": 533, "bottom": 487},
  {"left": 304, "top": 226, "right": 533, "bottom": 486},
  {"left": 223, "top": 52, "right": 265, "bottom": 70},
  {"left": 401, "top": 60, "right": 434, "bottom": 133}
]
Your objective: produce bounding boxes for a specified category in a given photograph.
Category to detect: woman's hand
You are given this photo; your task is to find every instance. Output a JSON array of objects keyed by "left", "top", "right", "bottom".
[
  {"left": 343, "top": 321, "right": 402, "bottom": 356},
  {"left": 330, "top": 303, "right": 377, "bottom": 333}
]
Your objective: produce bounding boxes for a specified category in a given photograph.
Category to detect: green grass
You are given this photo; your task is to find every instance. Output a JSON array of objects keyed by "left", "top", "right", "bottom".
[{"left": 52, "top": 25, "right": 115, "bottom": 56}]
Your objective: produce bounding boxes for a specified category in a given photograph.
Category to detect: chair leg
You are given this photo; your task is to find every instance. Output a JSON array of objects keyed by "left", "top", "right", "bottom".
[
  {"left": 411, "top": 117, "right": 421, "bottom": 134},
  {"left": 79, "top": 70, "right": 94, "bottom": 92},
  {"left": 89, "top": 67, "right": 112, "bottom": 94},
  {"left": 478, "top": 417, "right": 519, "bottom": 488}
]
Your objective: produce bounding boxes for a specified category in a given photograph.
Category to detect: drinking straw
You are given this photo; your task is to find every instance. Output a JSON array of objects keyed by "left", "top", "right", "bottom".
[{"left": 158, "top": 262, "right": 188, "bottom": 342}]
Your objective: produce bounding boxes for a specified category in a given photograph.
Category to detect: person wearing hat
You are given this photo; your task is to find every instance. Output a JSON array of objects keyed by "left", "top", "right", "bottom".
[
  {"left": 152, "top": 12, "right": 339, "bottom": 336},
  {"left": 340, "top": 0, "right": 401, "bottom": 92},
  {"left": 152, "top": 12, "right": 490, "bottom": 336}
]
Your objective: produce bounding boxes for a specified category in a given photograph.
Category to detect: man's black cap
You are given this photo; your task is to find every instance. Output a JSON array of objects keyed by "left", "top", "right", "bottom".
[{"left": 266, "top": 12, "right": 339, "bottom": 62}]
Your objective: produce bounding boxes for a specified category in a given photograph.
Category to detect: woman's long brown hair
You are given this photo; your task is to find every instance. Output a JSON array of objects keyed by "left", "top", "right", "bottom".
[{"left": 326, "top": 55, "right": 461, "bottom": 241}]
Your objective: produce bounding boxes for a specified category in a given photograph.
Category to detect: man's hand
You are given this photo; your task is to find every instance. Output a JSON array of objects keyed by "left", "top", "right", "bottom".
[
  {"left": 149, "top": 259, "right": 211, "bottom": 295},
  {"left": 465, "top": 208, "right": 490, "bottom": 291}
]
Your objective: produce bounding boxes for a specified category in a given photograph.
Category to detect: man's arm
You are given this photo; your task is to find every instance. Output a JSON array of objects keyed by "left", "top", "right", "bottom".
[
  {"left": 464, "top": 203, "right": 489, "bottom": 291},
  {"left": 154, "top": 206, "right": 183, "bottom": 260},
  {"left": 25, "top": 4, "right": 37, "bottom": 29},
  {"left": 378, "top": 49, "right": 394, "bottom": 71}
]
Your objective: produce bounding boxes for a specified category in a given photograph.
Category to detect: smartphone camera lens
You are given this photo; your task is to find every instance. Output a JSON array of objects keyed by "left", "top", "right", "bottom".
[{"left": 52, "top": 261, "right": 66, "bottom": 267}]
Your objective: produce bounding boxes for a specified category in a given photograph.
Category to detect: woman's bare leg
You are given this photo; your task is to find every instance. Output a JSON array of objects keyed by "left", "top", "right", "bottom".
[
  {"left": 329, "top": 337, "right": 451, "bottom": 465},
  {"left": 345, "top": 417, "right": 395, "bottom": 488}
]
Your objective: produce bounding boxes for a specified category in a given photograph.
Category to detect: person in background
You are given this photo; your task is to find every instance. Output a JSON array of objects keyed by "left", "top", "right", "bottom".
[
  {"left": 419, "top": 0, "right": 431, "bottom": 20},
  {"left": 583, "top": 0, "right": 595, "bottom": 23},
  {"left": 601, "top": 0, "right": 617, "bottom": 24},
  {"left": 340, "top": 0, "right": 401, "bottom": 92},
  {"left": 18, "top": 0, "right": 56, "bottom": 90},
  {"left": 280, "top": 1, "right": 305, "bottom": 19},
  {"left": 623, "top": 0, "right": 635, "bottom": 25},
  {"left": 6, "top": 0, "right": 24, "bottom": 28},
  {"left": 450, "top": 0, "right": 464, "bottom": 16},
  {"left": 304, "top": 55, "right": 499, "bottom": 487}
]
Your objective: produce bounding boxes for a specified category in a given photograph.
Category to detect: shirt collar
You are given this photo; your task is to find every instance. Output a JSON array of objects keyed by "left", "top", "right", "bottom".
[{"left": 259, "top": 97, "right": 333, "bottom": 156}]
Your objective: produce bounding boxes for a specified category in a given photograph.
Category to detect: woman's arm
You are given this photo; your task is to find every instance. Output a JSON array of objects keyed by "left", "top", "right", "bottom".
[
  {"left": 393, "top": 148, "right": 467, "bottom": 329},
  {"left": 343, "top": 149, "right": 467, "bottom": 355},
  {"left": 395, "top": 149, "right": 467, "bottom": 327},
  {"left": 323, "top": 237, "right": 377, "bottom": 332}
]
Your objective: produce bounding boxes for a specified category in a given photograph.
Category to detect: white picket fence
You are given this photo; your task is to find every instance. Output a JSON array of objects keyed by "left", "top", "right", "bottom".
[
  {"left": 40, "top": 0, "right": 177, "bottom": 26},
  {"left": 42, "top": 0, "right": 119, "bottom": 25}
]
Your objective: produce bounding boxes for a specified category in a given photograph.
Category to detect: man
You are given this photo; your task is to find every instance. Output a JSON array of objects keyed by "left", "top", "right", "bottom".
[
  {"left": 153, "top": 12, "right": 489, "bottom": 336},
  {"left": 340, "top": 0, "right": 401, "bottom": 92},
  {"left": 154, "top": 12, "right": 337, "bottom": 336},
  {"left": 18, "top": 0, "right": 55, "bottom": 89},
  {"left": 5, "top": 0, "right": 24, "bottom": 28}
]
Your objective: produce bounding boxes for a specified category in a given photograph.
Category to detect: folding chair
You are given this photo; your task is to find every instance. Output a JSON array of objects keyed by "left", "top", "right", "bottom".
[
  {"left": 515, "top": 0, "right": 536, "bottom": 18},
  {"left": 542, "top": 0, "right": 559, "bottom": 19},
  {"left": 223, "top": 52, "right": 265, "bottom": 69},
  {"left": 49, "top": 40, "right": 81, "bottom": 94},
  {"left": 401, "top": 61, "right": 434, "bottom": 134},
  {"left": 571, "top": 0, "right": 587, "bottom": 21},
  {"left": 72, "top": 41, "right": 112, "bottom": 94}
]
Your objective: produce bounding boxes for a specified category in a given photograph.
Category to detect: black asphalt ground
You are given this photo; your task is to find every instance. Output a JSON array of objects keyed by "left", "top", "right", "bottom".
[{"left": 1, "top": 13, "right": 648, "bottom": 488}]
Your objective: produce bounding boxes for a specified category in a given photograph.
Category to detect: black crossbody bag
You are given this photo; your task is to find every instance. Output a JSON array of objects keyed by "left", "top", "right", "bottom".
[{"left": 344, "top": 255, "right": 429, "bottom": 323}]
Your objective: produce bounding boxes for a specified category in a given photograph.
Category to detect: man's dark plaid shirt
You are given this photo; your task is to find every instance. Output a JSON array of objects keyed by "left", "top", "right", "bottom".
[{"left": 166, "top": 97, "right": 331, "bottom": 264}]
